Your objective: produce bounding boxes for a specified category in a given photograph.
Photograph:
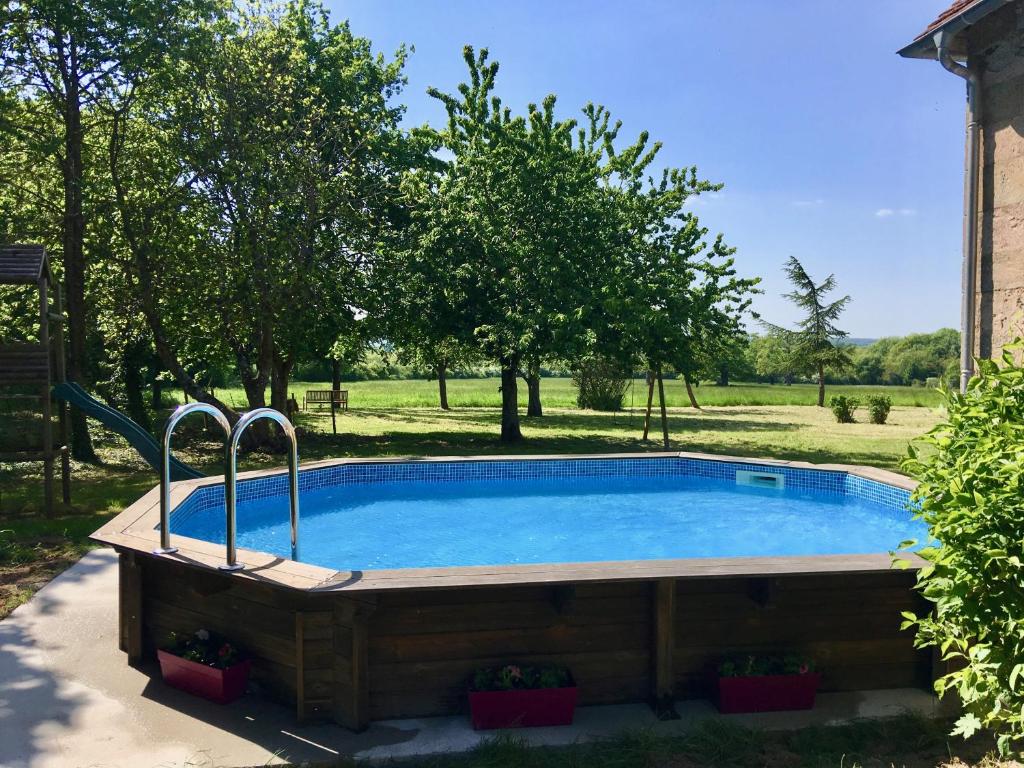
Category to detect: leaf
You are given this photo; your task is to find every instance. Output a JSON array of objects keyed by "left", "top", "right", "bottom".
[{"left": 952, "top": 713, "right": 983, "bottom": 739}]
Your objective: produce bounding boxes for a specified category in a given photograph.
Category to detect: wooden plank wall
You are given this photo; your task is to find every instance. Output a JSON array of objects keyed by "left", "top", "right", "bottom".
[
  {"left": 139, "top": 556, "right": 312, "bottom": 708},
  {"left": 131, "top": 554, "right": 931, "bottom": 729},
  {"left": 365, "top": 581, "right": 653, "bottom": 720},
  {"left": 673, "top": 572, "right": 932, "bottom": 698}
]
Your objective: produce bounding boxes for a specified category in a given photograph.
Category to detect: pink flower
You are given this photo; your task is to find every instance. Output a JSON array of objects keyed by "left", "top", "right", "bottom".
[
  {"left": 799, "top": 664, "right": 809, "bottom": 675},
  {"left": 507, "top": 665, "right": 522, "bottom": 679}
]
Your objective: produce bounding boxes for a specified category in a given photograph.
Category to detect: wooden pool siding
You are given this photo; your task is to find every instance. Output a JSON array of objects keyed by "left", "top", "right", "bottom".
[
  {"left": 97, "top": 452, "right": 929, "bottom": 730},
  {"left": 119, "top": 551, "right": 932, "bottom": 730}
]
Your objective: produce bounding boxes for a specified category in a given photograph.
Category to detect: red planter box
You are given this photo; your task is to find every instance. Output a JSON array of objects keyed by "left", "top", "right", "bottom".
[
  {"left": 710, "top": 671, "right": 821, "bottom": 714},
  {"left": 468, "top": 686, "right": 578, "bottom": 730},
  {"left": 157, "top": 650, "right": 252, "bottom": 704}
]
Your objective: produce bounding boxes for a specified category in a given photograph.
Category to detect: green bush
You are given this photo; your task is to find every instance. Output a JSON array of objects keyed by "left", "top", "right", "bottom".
[
  {"left": 901, "top": 343, "right": 1024, "bottom": 755},
  {"left": 828, "top": 394, "right": 858, "bottom": 423},
  {"left": 866, "top": 394, "right": 892, "bottom": 424},
  {"left": 571, "top": 356, "right": 629, "bottom": 411}
]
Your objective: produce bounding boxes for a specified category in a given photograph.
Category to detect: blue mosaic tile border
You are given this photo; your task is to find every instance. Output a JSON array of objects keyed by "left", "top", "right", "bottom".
[{"left": 167, "top": 456, "right": 913, "bottom": 532}]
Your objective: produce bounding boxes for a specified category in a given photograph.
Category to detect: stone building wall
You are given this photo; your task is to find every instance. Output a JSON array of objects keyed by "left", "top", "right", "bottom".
[{"left": 969, "top": 2, "right": 1024, "bottom": 358}]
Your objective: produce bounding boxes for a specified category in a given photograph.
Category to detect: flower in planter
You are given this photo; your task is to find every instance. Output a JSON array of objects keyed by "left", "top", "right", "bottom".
[
  {"left": 717, "top": 653, "right": 815, "bottom": 677},
  {"left": 470, "top": 664, "right": 572, "bottom": 692},
  {"left": 165, "top": 629, "right": 244, "bottom": 669}
]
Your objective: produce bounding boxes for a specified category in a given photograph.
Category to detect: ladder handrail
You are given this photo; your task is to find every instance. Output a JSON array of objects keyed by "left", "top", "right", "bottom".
[
  {"left": 221, "top": 408, "right": 300, "bottom": 571},
  {"left": 156, "top": 402, "right": 231, "bottom": 555}
]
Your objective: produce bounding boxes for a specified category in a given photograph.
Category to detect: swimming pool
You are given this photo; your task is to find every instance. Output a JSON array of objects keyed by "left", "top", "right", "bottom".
[
  {"left": 93, "top": 452, "right": 932, "bottom": 729},
  {"left": 169, "top": 457, "right": 923, "bottom": 570}
]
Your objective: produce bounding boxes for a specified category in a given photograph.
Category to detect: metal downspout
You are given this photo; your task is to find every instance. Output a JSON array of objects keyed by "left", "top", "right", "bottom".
[{"left": 934, "top": 30, "right": 981, "bottom": 393}]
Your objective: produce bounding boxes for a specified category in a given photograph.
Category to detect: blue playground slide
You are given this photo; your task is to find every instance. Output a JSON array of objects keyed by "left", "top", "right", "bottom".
[{"left": 52, "top": 381, "right": 205, "bottom": 480}]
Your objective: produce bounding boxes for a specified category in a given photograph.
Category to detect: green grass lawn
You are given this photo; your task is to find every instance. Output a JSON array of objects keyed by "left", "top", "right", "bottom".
[
  {"left": 184, "top": 377, "right": 944, "bottom": 410},
  {"left": 375, "top": 715, "right": 1000, "bottom": 768}
]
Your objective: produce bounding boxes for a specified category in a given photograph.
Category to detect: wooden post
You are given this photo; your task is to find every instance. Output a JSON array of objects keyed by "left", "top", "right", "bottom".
[
  {"left": 651, "top": 578, "right": 679, "bottom": 719},
  {"left": 54, "top": 283, "right": 70, "bottom": 505},
  {"left": 333, "top": 598, "right": 375, "bottom": 731},
  {"left": 119, "top": 552, "right": 144, "bottom": 666},
  {"left": 641, "top": 371, "right": 655, "bottom": 441},
  {"left": 39, "top": 276, "right": 54, "bottom": 516},
  {"left": 657, "top": 369, "right": 669, "bottom": 449}
]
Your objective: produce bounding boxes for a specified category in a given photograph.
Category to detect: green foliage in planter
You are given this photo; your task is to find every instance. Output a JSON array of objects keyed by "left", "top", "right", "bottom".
[
  {"left": 164, "top": 629, "right": 243, "bottom": 669},
  {"left": 866, "top": 394, "right": 892, "bottom": 425},
  {"left": 829, "top": 394, "right": 858, "bottom": 423},
  {"left": 470, "top": 663, "right": 572, "bottom": 691},
  {"left": 901, "top": 344, "right": 1024, "bottom": 755},
  {"left": 717, "top": 654, "right": 815, "bottom": 677}
]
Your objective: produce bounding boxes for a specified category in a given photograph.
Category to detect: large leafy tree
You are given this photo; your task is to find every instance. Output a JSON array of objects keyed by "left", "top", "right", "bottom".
[
  {"left": 105, "top": 1, "right": 416, "bottom": 436},
  {"left": 592, "top": 113, "right": 758, "bottom": 445},
  {"left": 763, "top": 256, "right": 851, "bottom": 407},
  {"left": 0, "top": 0, "right": 214, "bottom": 458},
  {"left": 398, "top": 47, "right": 613, "bottom": 441}
]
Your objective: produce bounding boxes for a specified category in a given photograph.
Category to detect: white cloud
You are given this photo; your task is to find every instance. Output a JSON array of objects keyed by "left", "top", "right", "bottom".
[{"left": 875, "top": 207, "right": 916, "bottom": 218}]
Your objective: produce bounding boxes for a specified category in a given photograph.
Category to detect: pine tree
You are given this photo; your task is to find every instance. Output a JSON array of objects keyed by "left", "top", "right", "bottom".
[{"left": 764, "top": 257, "right": 851, "bottom": 407}]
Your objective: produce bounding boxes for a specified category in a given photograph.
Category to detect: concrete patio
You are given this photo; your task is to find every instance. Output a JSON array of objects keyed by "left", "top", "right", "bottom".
[{"left": 0, "top": 549, "right": 942, "bottom": 768}]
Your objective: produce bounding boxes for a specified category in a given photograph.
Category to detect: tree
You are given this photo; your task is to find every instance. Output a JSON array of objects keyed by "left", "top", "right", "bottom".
[
  {"left": 749, "top": 333, "right": 797, "bottom": 384},
  {"left": 399, "top": 47, "right": 614, "bottom": 442},
  {"left": 763, "top": 256, "right": 851, "bottom": 407},
  {"left": 593, "top": 110, "right": 758, "bottom": 444},
  {"left": 0, "top": 0, "right": 214, "bottom": 459},
  {"left": 101, "top": 1, "right": 415, "bottom": 441}
]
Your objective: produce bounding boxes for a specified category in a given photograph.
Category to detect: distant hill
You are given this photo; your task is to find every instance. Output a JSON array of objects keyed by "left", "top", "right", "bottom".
[{"left": 846, "top": 338, "right": 877, "bottom": 347}]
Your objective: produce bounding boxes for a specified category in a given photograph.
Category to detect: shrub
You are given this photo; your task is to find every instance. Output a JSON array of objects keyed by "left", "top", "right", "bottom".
[
  {"left": 571, "top": 356, "right": 629, "bottom": 411},
  {"left": 828, "top": 394, "right": 858, "bottom": 423},
  {"left": 901, "top": 343, "right": 1024, "bottom": 755},
  {"left": 866, "top": 394, "right": 892, "bottom": 424}
]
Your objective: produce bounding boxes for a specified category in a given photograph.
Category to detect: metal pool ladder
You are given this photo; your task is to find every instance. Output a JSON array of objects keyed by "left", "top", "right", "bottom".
[
  {"left": 220, "top": 408, "right": 300, "bottom": 572},
  {"left": 155, "top": 403, "right": 231, "bottom": 555}
]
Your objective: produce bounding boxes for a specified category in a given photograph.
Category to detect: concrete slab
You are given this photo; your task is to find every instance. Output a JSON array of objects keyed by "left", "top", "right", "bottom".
[{"left": 0, "top": 550, "right": 942, "bottom": 768}]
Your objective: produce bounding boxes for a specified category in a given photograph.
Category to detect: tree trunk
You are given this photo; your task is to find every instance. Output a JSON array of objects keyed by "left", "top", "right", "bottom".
[
  {"left": 331, "top": 358, "right": 341, "bottom": 391},
  {"left": 123, "top": 339, "right": 152, "bottom": 433},
  {"left": 151, "top": 377, "right": 163, "bottom": 410},
  {"left": 642, "top": 370, "right": 655, "bottom": 441},
  {"left": 270, "top": 352, "right": 292, "bottom": 414},
  {"left": 524, "top": 360, "right": 542, "bottom": 417},
  {"left": 657, "top": 367, "right": 670, "bottom": 449},
  {"left": 717, "top": 365, "right": 729, "bottom": 387},
  {"left": 62, "top": 43, "right": 96, "bottom": 461},
  {"left": 683, "top": 374, "right": 701, "bottom": 409},
  {"left": 817, "top": 363, "right": 826, "bottom": 407},
  {"left": 500, "top": 359, "right": 522, "bottom": 443},
  {"left": 436, "top": 362, "right": 450, "bottom": 410}
]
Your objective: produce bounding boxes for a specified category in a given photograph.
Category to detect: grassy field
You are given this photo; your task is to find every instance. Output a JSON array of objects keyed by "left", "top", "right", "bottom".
[{"left": 184, "top": 378, "right": 945, "bottom": 410}]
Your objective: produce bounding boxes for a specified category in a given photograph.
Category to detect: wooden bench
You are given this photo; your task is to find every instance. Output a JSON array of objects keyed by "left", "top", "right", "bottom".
[{"left": 303, "top": 389, "right": 348, "bottom": 411}]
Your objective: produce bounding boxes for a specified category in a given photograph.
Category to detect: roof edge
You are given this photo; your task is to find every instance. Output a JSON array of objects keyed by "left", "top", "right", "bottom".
[{"left": 897, "top": 0, "right": 1012, "bottom": 59}]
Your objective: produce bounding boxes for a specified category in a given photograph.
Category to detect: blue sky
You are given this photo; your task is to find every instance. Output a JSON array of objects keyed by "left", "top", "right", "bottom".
[{"left": 331, "top": 0, "right": 965, "bottom": 338}]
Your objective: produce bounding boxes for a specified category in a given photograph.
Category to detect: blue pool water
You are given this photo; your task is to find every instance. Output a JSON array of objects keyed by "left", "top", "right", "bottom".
[{"left": 170, "top": 467, "right": 925, "bottom": 571}]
